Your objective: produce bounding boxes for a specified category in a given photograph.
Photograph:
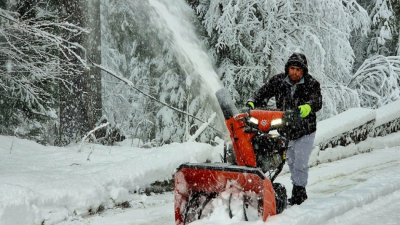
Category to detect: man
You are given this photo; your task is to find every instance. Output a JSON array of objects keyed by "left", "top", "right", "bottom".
[{"left": 247, "top": 52, "right": 322, "bottom": 205}]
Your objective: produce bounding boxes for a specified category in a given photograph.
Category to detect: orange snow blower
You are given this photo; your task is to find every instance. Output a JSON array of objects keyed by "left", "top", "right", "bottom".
[{"left": 174, "top": 89, "right": 295, "bottom": 224}]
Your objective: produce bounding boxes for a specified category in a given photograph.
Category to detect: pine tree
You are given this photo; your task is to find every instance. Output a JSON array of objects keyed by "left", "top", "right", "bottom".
[
  {"left": 353, "top": 0, "right": 399, "bottom": 69},
  {"left": 101, "top": 1, "right": 174, "bottom": 145},
  {"left": 101, "top": 0, "right": 223, "bottom": 145}
]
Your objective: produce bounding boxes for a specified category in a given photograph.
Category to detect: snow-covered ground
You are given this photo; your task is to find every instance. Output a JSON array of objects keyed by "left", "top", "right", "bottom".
[
  {"left": 0, "top": 135, "right": 222, "bottom": 225},
  {"left": 1, "top": 126, "right": 400, "bottom": 225}
]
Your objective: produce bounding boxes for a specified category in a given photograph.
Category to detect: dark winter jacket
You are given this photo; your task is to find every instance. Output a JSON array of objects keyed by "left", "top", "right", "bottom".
[{"left": 248, "top": 71, "right": 322, "bottom": 140}]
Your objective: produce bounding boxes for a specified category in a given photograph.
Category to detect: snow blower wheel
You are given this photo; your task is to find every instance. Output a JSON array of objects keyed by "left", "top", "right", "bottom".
[{"left": 273, "top": 183, "right": 287, "bottom": 214}]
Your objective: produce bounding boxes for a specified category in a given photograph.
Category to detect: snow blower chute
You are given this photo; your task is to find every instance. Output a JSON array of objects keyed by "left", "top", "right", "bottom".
[{"left": 174, "top": 88, "right": 294, "bottom": 224}]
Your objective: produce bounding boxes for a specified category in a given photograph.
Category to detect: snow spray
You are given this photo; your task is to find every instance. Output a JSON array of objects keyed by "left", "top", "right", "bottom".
[{"left": 148, "top": 0, "right": 223, "bottom": 95}]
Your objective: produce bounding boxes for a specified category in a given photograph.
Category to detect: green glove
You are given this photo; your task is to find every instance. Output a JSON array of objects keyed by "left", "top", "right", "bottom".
[
  {"left": 247, "top": 101, "right": 255, "bottom": 109},
  {"left": 298, "top": 104, "right": 311, "bottom": 118}
]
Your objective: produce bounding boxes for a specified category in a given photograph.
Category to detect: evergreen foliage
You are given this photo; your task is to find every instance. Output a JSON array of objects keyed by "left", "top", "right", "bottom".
[
  {"left": 101, "top": 1, "right": 161, "bottom": 145},
  {"left": 2, "top": 0, "right": 400, "bottom": 146},
  {"left": 352, "top": 0, "right": 400, "bottom": 69},
  {"left": 101, "top": 1, "right": 221, "bottom": 145},
  {"left": 348, "top": 55, "right": 400, "bottom": 108},
  {"left": 189, "top": 0, "right": 371, "bottom": 120},
  {"left": 0, "top": 1, "right": 86, "bottom": 144}
]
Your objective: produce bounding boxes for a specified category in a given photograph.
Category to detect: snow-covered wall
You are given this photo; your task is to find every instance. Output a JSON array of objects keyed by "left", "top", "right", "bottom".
[
  {"left": 315, "top": 108, "right": 376, "bottom": 150},
  {"left": 372, "top": 100, "right": 400, "bottom": 137},
  {"left": 307, "top": 99, "right": 400, "bottom": 167}
]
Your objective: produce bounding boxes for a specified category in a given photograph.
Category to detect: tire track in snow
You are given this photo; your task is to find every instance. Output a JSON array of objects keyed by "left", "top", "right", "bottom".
[
  {"left": 310, "top": 159, "right": 400, "bottom": 195},
  {"left": 271, "top": 148, "right": 400, "bottom": 225}
]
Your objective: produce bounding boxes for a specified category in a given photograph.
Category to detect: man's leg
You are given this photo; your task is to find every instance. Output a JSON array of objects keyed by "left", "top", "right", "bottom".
[
  {"left": 290, "top": 132, "right": 315, "bottom": 186},
  {"left": 287, "top": 132, "right": 315, "bottom": 205},
  {"left": 286, "top": 140, "right": 295, "bottom": 182}
]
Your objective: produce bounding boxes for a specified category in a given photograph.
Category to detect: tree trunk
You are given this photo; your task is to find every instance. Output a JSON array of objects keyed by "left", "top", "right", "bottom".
[
  {"left": 0, "top": 0, "right": 6, "bottom": 9},
  {"left": 83, "top": 0, "right": 103, "bottom": 132},
  {"left": 57, "top": 0, "right": 102, "bottom": 146}
]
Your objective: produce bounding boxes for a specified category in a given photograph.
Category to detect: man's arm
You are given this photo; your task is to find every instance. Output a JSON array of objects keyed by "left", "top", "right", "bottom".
[
  {"left": 248, "top": 76, "right": 277, "bottom": 107},
  {"left": 307, "top": 80, "right": 322, "bottom": 112}
]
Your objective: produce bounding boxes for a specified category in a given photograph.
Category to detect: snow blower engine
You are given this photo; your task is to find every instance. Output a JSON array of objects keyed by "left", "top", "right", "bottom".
[{"left": 174, "top": 88, "right": 297, "bottom": 224}]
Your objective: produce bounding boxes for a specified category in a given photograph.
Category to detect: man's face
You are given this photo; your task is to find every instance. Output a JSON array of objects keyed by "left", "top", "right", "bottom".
[{"left": 288, "top": 66, "right": 304, "bottom": 82}]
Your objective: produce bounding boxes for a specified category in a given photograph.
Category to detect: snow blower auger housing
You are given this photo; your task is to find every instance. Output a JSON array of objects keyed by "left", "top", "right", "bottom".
[{"left": 174, "top": 89, "right": 293, "bottom": 225}]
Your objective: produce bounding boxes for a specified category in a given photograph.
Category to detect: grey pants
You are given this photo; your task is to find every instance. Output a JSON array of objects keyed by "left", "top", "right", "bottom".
[{"left": 286, "top": 132, "right": 316, "bottom": 187}]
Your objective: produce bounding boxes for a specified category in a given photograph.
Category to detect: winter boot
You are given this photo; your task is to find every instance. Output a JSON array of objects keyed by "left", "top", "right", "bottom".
[{"left": 288, "top": 185, "right": 308, "bottom": 205}]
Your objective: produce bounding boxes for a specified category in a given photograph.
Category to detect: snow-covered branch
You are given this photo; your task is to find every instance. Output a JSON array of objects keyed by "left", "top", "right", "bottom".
[
  {"left": 348, "top": 55, "right": 400, "bottom": 108},
  {"left": 79, "top": 122, "right": 110, "bottom": 152},
  {"left": 0, "top": 8, "right": 88, "bottom": 119}
]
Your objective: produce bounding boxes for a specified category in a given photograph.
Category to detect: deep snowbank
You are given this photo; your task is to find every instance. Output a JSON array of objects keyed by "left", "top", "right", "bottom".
[{"left": 0, "top": 136, "right": 222, "bottom": 224}]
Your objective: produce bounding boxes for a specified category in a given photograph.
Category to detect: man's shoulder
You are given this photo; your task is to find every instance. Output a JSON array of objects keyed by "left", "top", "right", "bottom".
[
  {"left": 270, "top": 73, "right": 286, "bottom": 81},
  {"left": 304, "top": 73, "right": 320, "bottom": 84}
]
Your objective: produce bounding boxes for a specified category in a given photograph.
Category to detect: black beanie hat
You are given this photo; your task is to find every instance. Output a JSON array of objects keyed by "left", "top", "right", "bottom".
[{"left": 285, "top": 52, "right": 308, "bottom": 74}]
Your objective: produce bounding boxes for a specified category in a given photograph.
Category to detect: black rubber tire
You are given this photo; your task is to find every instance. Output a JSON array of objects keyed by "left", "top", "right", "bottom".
[{"left": 273, "top": 183, "right": 287, "bottom": 214}]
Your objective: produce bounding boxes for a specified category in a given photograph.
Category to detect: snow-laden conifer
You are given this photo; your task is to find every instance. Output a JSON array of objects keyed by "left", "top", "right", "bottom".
[{"left": 192, "top": 0, "right": 369, "bottom": 119}]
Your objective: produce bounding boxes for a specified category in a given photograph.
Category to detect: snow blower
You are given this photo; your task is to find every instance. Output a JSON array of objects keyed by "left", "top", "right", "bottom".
[{"left": 174, "top": 88, "right": 295, "bottom": 224}]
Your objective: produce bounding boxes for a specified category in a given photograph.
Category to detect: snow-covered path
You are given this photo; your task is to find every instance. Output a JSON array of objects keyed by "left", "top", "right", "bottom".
[
  {"left": 270, "top": 147, "right": 400, "bottom": 225},
  {"left": 61, "top": 146, "right": 400, "bottom": 225}
]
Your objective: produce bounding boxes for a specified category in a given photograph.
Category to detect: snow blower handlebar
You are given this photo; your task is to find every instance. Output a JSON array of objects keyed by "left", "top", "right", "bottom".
[
  {"left": 216, "top": 89, "right": 303, "bottom": 168},
  {"left": 236, "top": 107, "right": 300, "bottom": 134}
]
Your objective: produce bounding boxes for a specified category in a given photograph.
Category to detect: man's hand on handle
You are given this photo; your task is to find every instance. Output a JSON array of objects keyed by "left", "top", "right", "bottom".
[
  {"left": 298, "top": 104, "right": 311, "bottom": 118},
  {"left": 246, "top": 101, "right": 255, "bottom": 109}
]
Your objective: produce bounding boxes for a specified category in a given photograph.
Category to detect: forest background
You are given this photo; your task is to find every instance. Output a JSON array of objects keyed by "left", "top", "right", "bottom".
[{"left": 1, "top": 0, "right": 400, "bottom": 147}]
